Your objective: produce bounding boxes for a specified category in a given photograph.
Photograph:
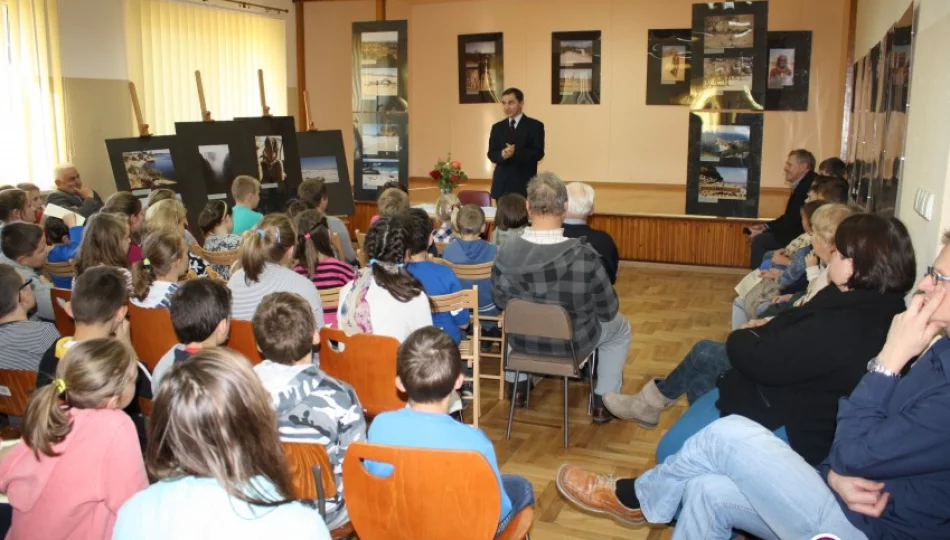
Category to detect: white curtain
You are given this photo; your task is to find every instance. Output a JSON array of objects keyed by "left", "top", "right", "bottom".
[
  {"left": 0, "top": 0, "right": 67, "bottom": 188},
  {"left": 136, "top": 0, "right": 287, "bottom": 135}
]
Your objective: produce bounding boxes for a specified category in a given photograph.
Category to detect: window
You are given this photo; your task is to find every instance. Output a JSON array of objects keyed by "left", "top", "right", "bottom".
[
  {"left": 0, "top": 0, "right": 67, "bottom": 188},
  {"left": 134, "top": 0, "right": 287, "bottom": 135}
]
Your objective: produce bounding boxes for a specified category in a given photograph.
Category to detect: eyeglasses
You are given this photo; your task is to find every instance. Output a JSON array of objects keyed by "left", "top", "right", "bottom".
[
  {"left": 926, "top": 266, "right": 950, "bottom": 283},
  {"left": 19, "top": 278, "right": 33, "bottom": 290}
]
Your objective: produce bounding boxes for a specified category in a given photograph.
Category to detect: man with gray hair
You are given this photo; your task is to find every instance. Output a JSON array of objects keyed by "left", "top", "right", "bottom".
[
  {"left": 492, "top": 171, "right": 631, "bottom": 422},
  {"left": 564, "top": 182, "right": 619, "bottom": 284},
  {"left": 46, "top": 164, "right": 103, "bottom": 218}
]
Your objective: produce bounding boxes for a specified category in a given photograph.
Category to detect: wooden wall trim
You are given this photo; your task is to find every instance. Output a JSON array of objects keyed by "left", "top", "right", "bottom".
[
  {"left": 406, "top": 176, "right": 791, "bottom": 196},
  {"left": 295, "top": 0, "right": 306, "bottom": 130}
]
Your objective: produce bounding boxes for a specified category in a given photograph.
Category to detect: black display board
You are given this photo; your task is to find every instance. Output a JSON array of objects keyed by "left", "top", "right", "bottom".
[
  {"left": 352, "top": 20, "right": 408, "bottom": 113},
  {"left": 234, "top": 116, "right": 302, "bottom": 214},
  {"left": 646, "top": 29, "right": 693, "bottom": 106},
  {"left": 686, "top": 112, "right": 763, "bottom": 218},
  {"left": 352, "top": 113, "right": 409, "bottom": 202},
  {"left": 551, "top": 30, "right": 601, "bottom": 105},
  {"left": 765, "top": 31, "right": 812, "bottom": 111},
  {"left": 296, "top": 129, "right": 356, "bottom": 216},
  {"left": 458, "top": 33, "right": 504, "bottom": 104}
]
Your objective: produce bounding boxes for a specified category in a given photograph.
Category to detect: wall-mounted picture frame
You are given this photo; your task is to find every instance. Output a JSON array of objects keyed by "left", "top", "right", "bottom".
[
  {"left": 551, "top": 30, "right": 601, "bottom": 105},
  {"left": 646, "top": 29, "right": 693, "bottom": 106},
  {"left": 353, "top": 113, "right": 408, "bottom": 202},
  {"left": 458, "top": 33, "right": 504, "bottom": 104},
  {"left": 764, "top": 31, "right": 812, "bottom": 111},
  {"left": 234, "top": 116, "right": 302, "bottom": 215},
  {"left": 686, "top": 112, "right": 764, "bottom": 218},
  {"left": 353, "top": 20, "right": 408, "bottom": 113},
  {"left": 296, "top": 129, "right": 356, "bottom": 216},
  {"left": 690, "top": 2, "right": 768, "bottom": 111}
]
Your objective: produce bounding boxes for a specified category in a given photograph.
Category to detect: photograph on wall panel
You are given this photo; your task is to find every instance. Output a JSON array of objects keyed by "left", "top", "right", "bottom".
[
  {"left": 551, "top": 31, "right": 601, "bottom": 105},
  {"left": 686, "top": 112, "right": 763, "bottom": 218},
  {"left": 296, "top": 129, "right": 355, "bottom": 216},
  {"left": 352, "top": 20, "right": 408, "bottom": 113},
  {"left": 690, "top": 1, "right": 768, "bottom": 111},
  {"left": 458, "top": 33, "right": 504, "bottom": 104},
  {"left": 646, "top": 29, "right": 693, "bottom": 105},
  {"left": 765, "top": 31, "right": 812, "bottom": 111},
  {"left": 352, "top": 113, "right": 408, "bottom": 202},
  {"left": 234, "top": 116, "right": 302, "bottom": 215}
]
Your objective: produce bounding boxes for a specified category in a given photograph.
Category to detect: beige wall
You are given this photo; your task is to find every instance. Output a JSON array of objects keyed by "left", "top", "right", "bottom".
[{"left": 304, "top": 0, "right": 851, "bottom": 190}]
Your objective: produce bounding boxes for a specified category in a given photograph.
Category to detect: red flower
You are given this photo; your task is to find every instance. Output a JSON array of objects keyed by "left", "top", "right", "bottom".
[
  {"left": 450, "top": 160, "right": 461, "bottom": 169},
  {"left": 429, "top": 170, "right": 441, "bottom": 180},
  {"left": 451, "top": 174, "right": 459, "bottom": 183}
]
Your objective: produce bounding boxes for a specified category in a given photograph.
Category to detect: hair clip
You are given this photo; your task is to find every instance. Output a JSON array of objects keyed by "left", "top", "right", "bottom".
[
  {"left": 53, "top": 378, "right": 67, "bottom": 394},
  {"left": 304, "top": 233, "right": 311, "bottom": 240},
  {"left": 142, "top": 258, "right": 151, "bottom": 267},
  {"left": 256, "top": 229, "right": 266, "bottom": 240}
]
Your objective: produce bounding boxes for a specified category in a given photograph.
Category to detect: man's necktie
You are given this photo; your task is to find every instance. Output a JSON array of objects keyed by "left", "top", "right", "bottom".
[{"left": 508, "top": 118, "right": 516, "bottom": 140}]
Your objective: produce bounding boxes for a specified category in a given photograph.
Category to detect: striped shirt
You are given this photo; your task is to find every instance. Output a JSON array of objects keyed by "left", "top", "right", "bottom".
[
  {"left": 294, "top": 258, "right": 355, "bottom": 327},
  {"left": 0, "top": 321, "right": 60, "bottom": 371},
  {"left": 131, "top": 281, "right": 180, "bottom": 309},
  {"left": 228, "top": 262, "right": 326, "bottom": 328}
]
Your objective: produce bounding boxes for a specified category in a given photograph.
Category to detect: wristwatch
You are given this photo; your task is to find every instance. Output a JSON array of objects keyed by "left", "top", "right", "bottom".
[{"left": 867, "top": 357, "right": 901, "bottom": 378}]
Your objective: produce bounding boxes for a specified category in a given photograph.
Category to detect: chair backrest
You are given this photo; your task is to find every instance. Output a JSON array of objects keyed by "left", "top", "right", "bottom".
[
  {"left": 318, "top": 286, "right": 343, "bottom": 314},
  {"left": 42, "top": 260, "right": 75, "bottom": 282},
  {"left": 355, "top": 230, "right": 366, "bottom": 252},
  {"left": 191, "top": 243, "right": 240, "bottom": 268},
  {"left": 204, "top": 266, "right": 226, "bottom": 283},
  {"left": 433, "top": 241, "right": 450, "bottom": 256},
  {"left": 319, "top": 327, "right": 405, "bottom": 417},
  {"left": 503, "top": 298, "right": 574, "bottom": 342},
  {"left": 227, "top": 319, "right": 263, "bottom": 365},
  {"left": 356, "top": 248, "right": 368, "bottom": 268},
  {"left": 49, "top": 288, "right": 75, "bottom": 337},
  {"left": 330, "top": 232, "right": 345, "bottom": 261},
  {"left": 282, "top": 441, "right": 337, "bottom": 500},
  {"left": 457, "top": 190, "right": 492, "bottom": 208},
  {"left": 128, "top": 304, "right": 178, "bottom": 373},
  {"left": 343, "top": 442, "right": 501, "bottom": 540},
  {"left": 429, "top": 287, "right": 478, "bottom": 318},
  {"left": 0, "top": 370, "right": 37, "bottom": 417}
]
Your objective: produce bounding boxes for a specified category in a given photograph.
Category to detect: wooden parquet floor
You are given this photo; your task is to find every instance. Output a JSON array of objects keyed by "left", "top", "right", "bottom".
[{"left": 473, "top": 263, "right": 744, "bottom": 540}]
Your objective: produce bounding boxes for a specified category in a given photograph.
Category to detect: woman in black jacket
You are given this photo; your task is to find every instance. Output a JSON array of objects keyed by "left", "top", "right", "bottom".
[{"left": 607, "top": 214, "right": 916, "bottom": 466}]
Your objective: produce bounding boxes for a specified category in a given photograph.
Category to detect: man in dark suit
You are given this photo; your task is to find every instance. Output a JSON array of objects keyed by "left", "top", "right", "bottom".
[
  {"left": 747, "top": 149, "right": 816, "bottom": 268},
  {"left": 563, "top": 182, "right": 619, "bottom": 284},
  {"left": 487, "top": 88, "right": 545, "bottom": 200}
]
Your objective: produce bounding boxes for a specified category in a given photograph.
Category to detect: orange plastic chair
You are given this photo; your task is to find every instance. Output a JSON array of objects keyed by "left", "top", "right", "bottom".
[
  {"left": 343, "top": 442, "right": 533, "bottom": 540},
  {"left": 227, "top": 320, "right": 263, "bottom": 365},
  {"left": 319, "top": 327, "right": 405, "bottom": 417},
  {"left": 0, "top": 370, "right": 38, "bottom": 417},
  {"left": 282, "top": 441, "right": 354, "bottom": 539},
  {"left": 50, "top": 288, "right": 75, "bottom": 337},
  {"left": 127, "top": 304, "right": 178, "bottom": 373}
]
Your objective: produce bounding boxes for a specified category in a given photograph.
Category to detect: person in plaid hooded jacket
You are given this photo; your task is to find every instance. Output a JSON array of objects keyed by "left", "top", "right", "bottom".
[{"left": 492, "top": 172, "right": 631, "bottom": 423}]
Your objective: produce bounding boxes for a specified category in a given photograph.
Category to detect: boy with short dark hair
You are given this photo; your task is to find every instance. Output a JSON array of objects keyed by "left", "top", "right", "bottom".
[
  {"left": 0, "top": 222, "right": 53, "bottom": 321},
  {"left": 0, "top": 264, "right": 59, "bottom": 372},
  {"left": 150, "top": 279, "right": 232, "bottom": 394},
  {"left": 252, "top": 292, "right": 365, "bottom": 530},
  {"left": 297, "top": 179, "right": 357, "bottom": 263},
  {"left": 442, "top": 204, "right": 498, "bottom": 319},
  {"left": 231, "top": 175, "right": 263, "bottom": 234},
  {"left": 367, "top": 326, "right": 535, "bottom": 536}
]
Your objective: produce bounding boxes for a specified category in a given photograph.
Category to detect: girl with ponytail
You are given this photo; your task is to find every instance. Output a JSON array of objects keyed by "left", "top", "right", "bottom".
[
  {"left": 293, "top": 209, "right": 355, "bottom": 326},
  {"left": 0, "top": 338, "right": 147, "bottom": 539},
  {"left": 227, "top": 213, "right": 325, "bottom": 325},
  {"left": 131, "top": 228, "right": 189, "bottom": 308},
  {"left": 338, "top": 215, "right": 432, "bottom": 341}
]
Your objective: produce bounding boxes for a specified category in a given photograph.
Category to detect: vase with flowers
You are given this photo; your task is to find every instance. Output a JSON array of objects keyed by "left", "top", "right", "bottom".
[{"left": 429, "top": 154, "right": 468, "bottom": 194}]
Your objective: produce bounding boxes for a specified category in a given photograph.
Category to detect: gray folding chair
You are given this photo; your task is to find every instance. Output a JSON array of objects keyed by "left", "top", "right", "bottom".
[{"left": 503, "top": 298, "right": 596, "bottom": 448}]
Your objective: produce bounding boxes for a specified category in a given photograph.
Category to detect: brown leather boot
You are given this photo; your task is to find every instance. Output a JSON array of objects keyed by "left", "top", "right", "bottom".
[{"left": 555, "top": 464, "right": 644, "bottom": 525}]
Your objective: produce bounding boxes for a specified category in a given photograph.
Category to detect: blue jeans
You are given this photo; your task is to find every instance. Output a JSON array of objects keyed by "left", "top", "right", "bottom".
[
  {"left": 732, "top": 296, "right": 772, "bottom": 330},
  {"left": 656, "top": 389, "right": 788, "bottom": 464},
  {"left": 636, "top": 416, "right": 867, "bottom": 540},
  {"left": 655, "top": 340, "right": 731, "bottom": 404},
  {"left": 496, "top": 474, "right": 535, "bottom": 536}
]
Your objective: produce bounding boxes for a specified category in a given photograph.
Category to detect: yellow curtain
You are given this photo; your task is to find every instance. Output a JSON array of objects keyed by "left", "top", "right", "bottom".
[
  {"left": 0, "top": 0, "right": 67, "bottom": 188},
  {"left": 136, "top": 0, "right": 287, "bottom": 135}
]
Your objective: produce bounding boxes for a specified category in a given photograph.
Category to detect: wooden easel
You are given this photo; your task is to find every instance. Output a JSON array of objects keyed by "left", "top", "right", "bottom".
[
  {"left": 195, "top": 70, "right": 213, "bottom": 121},
  {"left": 258, "top": 69, "right": 272, "bottom": 117},
  {"left": 302, "top": 90, "right": 316, "bottom": 131},
  {"left": 128, "top": 82, "right": 151, "bottom": 137}
]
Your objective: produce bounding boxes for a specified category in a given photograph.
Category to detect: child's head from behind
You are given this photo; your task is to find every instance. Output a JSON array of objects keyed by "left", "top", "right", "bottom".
[
  {"left": 365, "top": 216, "right": 425, "bottom": 303},
  {"left": 198, "top": 200, "right": 233, "bottom": 238},
  {"left": 148, "top": 348, "right": 293, "bottom": 505},
  {"left": 103, "top": 191, "right": 145, "bottom": 234},
  {"left": 294, "top": 209, "right": 334, "bottom": 274},
  {"left": 456, "top": 204, "right": 486, "bottom": 237},
  {"left": 69, "top": 266, "right": 129, "bottom": 327},
  {"left": 404, "top": 208, "right": 433, "bottom": 255},
  {"left": 799, "top": 200, "right": 827, "bottom": 235},
  {"left": 170, "top": 279, "right": 231, "bottom": 346},
  {"left": 0, "top": 264, "right": 33, "bottom": 318},
  {"left": 240, "top": 214, "right": 296, "bottom": 283},
  {"left": 814, "top": 176, "right": 850, "bottom": 204},
  {"left": 396, "top": 326, "right": 462, "bottom": 404},
  {"left": 297, "top": 179, "right": 328, "bottom": 210},
  {"left": 377, "top": 187, "right": 410, "bottom": 218},
  {"left": 0, "top": 189, "right": 32, "bottom": 224},
  {"left": 76, "top": 212, "right": 130, "bottom": 276},
  {"left": 495, "top": 193, "right": 529, "bottom": 232},
  {"left": 24, "top": 338, "right": 138, "bottom": 457},
  {"left": 252, "top": 292, "right": 316, "bottom": 365},
  {"left": 146, "top": 189, "right": 176, "bottom": 208},
  {"left": 44, "top": 216, "right": 70, "bottom": 246},
  {"left": 145, "top": 198, "right": 187, "bottom": 236},
  {"left": 434, "top": 193, "right": 460, "bottom": 224},
  {"left": 231, "top": 175, "right": 261, "bottom": 207},
  {"left": 132, "top": 229, "right": 188, "bottom": 300},
  {"left": 809, "top": 203, "right": 855, "bottom": 263},
  {"left": 1, "top": 223, "right": 48, "bottom": 269}
]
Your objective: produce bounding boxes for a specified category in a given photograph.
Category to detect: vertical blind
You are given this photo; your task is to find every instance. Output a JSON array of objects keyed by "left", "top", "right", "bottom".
[
  {"left": 0, "top": 0, "right": 66, "bottom": 188},
  {"left": 137, "top": 0, "right": 287, "bottom": 135}
]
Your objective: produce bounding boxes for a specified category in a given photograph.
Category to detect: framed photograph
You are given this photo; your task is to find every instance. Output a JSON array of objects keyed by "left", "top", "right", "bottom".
[
  {"left": 690, "top": 2, "right": 768, "bottom": 111},
  {"left": 646, "top": 29, "right": 693, "bottom": 106},
  {"left": 686, "top": 112, "right": 763, "bottom": 218},
  {"left": 296, "top": 129, "right": 355, "bottom": 216},
  {"left": 765, "top": 31, "right": 812, "bottom": 111},
  {"left": 353, "top": 20, "right": 408, "bottom": 113},
  {"left": 551, "top": 31, "right": 601, "bottom": 105},
  {"left": 231, "top": 117, "right": 302, "bottom": 215},
  {"left": 353, "top": 113, "right": 408, "bottom": 202},
  {"left": 458, "top": 33, "right": 504, "bottom": 104}
]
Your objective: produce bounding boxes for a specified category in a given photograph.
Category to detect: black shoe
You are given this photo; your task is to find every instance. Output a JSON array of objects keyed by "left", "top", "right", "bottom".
[
  {"left": 508, "top": 379, "right": 530, "bottom": 408},
  {"left": 591, "top": 394, "right": 614, "bottom": 425}
]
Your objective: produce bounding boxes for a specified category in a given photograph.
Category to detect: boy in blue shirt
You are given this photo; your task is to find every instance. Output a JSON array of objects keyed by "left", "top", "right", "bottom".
[
  {"left": 231, "top": 175, "right": 263, "bottom": 234},
  {"left": 442, "top": 205, "right": 498, "bottom": 320},
  {"left": 403, "top": 208, "right": 469, "bottom": 343},
  {"left": 367, "top": 326, "right": 534, "bottom": 535},
  {"left": 44, "top": 213, "right": 83, "bottom": 289}
]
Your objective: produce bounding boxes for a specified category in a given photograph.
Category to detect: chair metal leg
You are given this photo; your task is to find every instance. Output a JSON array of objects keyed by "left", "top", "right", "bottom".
[
  {"left": 506, "top": 370, "right": 520, "bottom": 440},
  {"left": 563, "top": 377, "right": 570, "bottom": 448},
  {"left": 525, "top": 374, "right": 531, "bottom": 409},
  {"left": 588, "top": 350, "right": 598, "bottom": 416}
]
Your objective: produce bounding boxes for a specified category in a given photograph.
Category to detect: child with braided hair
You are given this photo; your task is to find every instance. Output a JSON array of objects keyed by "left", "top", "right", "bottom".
[
  {"left": 338, "top": 215, "right": 432, "bottom": 342},
  {"left": 293, "top": 209, "right": 355, "bottom": 327}
]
